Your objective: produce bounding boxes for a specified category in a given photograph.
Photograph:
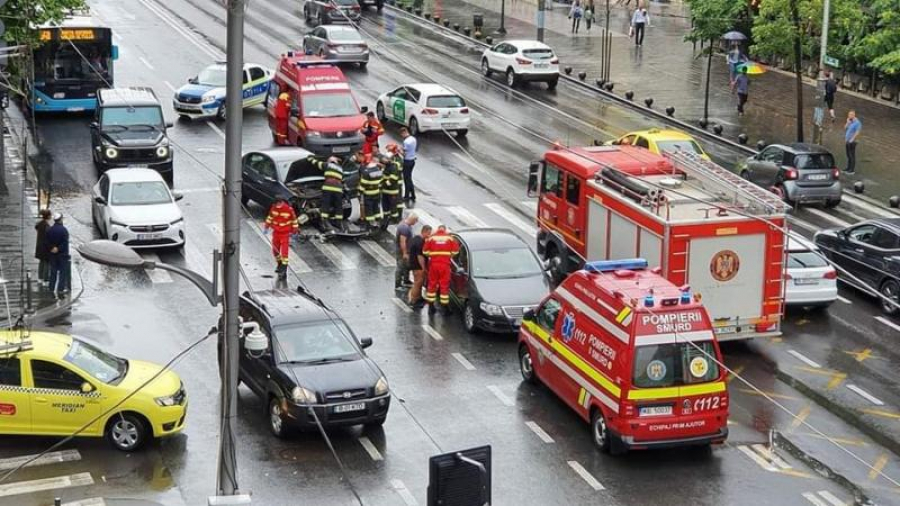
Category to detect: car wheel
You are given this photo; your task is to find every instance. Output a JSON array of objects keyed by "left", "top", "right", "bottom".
[
  {"left": 546, "top": 250, "right": 565, "bottom": 286},
  {"left": 409, "top": 117, "right": 420, "bottom": 136},
  {"left": 824, "top": 198, "right": 841, "bottom": 208},
  {"left": 506, "top": 68, "right": 517, "bottom": 88},
  {"left": 547, "top": 77, "right": 559, "bottom": 90},
  {"left": 269, "top": 397, "right": 289, "bottom": 438},
  {"left": 178, "top": 114, "right": 191, "bottom": 122},
  {"left": 880, "top": 279, "right": 900, "bottom": 315},
  {"left": 519, "top": 344, "right": 537, "bottom": 384},
  {"left": 217, "top": 103, "right": 226, "bottom": 121},
  {"left": 740, "top": 170, "right": 751, "bottom": 180},
  {"left": 456, "top": 129, "right": 468, "bottom": 138},
  {"left": 463, "top": 302, "right": 478, "bottom": 334},
  {"left": 481, "top": 58, "right": 492, "bottom": 77},
  {"left": 376, "top": 101, "right": 386, "bottom": 122},
  {"left": 591, "top": 408, "right": 612, "bottom": 453},
  {"left": 106, "top": 413, "right": 147, "bottom": 452}
]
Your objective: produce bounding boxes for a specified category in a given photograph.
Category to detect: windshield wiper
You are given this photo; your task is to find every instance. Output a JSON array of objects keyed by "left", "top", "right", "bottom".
[
  {"left": 292, "top": 357, "right": 353, "bottom": 365},
  {"left": 127, "top": 124, "right": 159, "bottom": 131},
  {"left": 103, "top": 125, "right": 128, "bottom": 131}
]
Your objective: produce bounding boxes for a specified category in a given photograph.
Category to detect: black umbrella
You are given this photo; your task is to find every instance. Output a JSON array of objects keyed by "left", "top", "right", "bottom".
[{"left": 723, "top": 31, "right": 747, "bottom": 41}]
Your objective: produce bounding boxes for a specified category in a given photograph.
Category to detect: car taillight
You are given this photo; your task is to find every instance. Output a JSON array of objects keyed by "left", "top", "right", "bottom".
[
  {"left": 756, "top": 322, "right": 778, "bottom": 333},
  {"left": 832, "top": 167, "right": 840, "bottom": 180},
  {"left": 460, "top": 108, "right": 469, "bottom": 114},
  {"left": 784, "top": 273, "right": 792, "bottom": 280},
  {"left": 823, "top": 269, "right": 837, "bottom": 280},
  {"left": 550, "top": 57, "right": 559, "bottom": 64},
  {"left": 783, "top": 167, "right": 798, "bottom": 180},
  {"left": 516, "top": 57, "right": 532, "bottom": 65},
  {"left": 422, "top": 108, "right": 439, "bottom": 115}
]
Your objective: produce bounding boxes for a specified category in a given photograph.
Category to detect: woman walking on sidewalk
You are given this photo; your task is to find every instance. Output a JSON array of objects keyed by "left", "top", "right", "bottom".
[
  {"left": 630, "top": 3, "right": 650, "bottom": 46},
  {"left": 34, "top": 209, "right": 52, "bottom": 284},
  {"left": 584, "top": 2, "right": 594, "bottom": 30},
  {"left": 569, "top": 0, "right": 584, "bottom": 34}
]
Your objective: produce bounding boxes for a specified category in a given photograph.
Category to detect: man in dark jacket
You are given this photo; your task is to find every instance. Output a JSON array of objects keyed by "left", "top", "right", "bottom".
[
  {"left": 34, "top": 209, "right": 52, "bottom": 283},
  {"left": 46, "top": 213, "right": 71, "bottom": 297}
]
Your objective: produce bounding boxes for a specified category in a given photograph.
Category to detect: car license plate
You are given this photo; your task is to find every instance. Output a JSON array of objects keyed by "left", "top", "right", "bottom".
[
  {"left": 534, "top": 63, "right": 550, "bottom": 69},
  {"left": 714, "top": 326, "right": 736, "bottom": 335},
  {"left": 441, "top": 123, "right": 459, "bottom": 128},
  {"left": 640, "top": 405, "right": 672, "bottom": 417},
  {"left": 794, "top": 278, "right": 819, "bottom": 285},
  {"left": 137, "top": 233, "right": 161, "bottom": 241},
  {"left": 333, "top": 146, "right": 351, "bottom": 153},
  {"left": 333, "top": 402, "right": 365, "bottom": 413},
  {"left": 807, "top": 173, "right": 829, "bottom": 181}
]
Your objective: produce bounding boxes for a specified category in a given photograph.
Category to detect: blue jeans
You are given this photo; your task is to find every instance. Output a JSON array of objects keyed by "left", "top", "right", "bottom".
[{"left": 49, "top": 255, "right": 71, "bottom": 294}]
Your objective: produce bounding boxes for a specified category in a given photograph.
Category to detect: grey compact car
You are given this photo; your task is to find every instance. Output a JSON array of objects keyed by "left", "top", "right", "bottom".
[
  {"left": 302, "top": 25, "right": 369, "bottom": 67},
  {"left": 738, "top": 143, "right": 842, "bottom": 208}
]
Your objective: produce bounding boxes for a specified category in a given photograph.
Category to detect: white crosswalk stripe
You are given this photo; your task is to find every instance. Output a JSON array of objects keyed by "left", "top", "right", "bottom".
[
  {"left": 358, "top": 240, "right": 397, "bottom": 267},
  {"left": 0, "top": 473, "right": 93, "bottom": 498},
  {"left": 737, "top": 445, "right": 778, "bottom": 472},
  {"left": 413, "top": 209, "right": 440, "bottom": 228},
  {"left": 484, "top": 203, "right": 536, "bottom": 237},
  {"left": 0, "top": 450, "right": 81, "bottom": 471},
  {"left": 139, "top": 252, "right": 173, "bottom": 284},
  {"left": 804, "top": 207, "right": 851, "bottom": 228},
  {"left": 447, "top": 206, "right": 489, "bottom": 228},
  {"left": 309, "top": 239, "right": 356, "bottom": 270},
  {"left": 62, "top": 499, "right": 107, "bottom": 506},
  {"left": 521, "top": 200, "right": 538, "bottom": 212}
]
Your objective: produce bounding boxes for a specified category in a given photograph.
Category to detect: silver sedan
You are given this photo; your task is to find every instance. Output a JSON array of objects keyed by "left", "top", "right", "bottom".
[{"left": 302, "top": 25, "right": 369, "bottom": 67}]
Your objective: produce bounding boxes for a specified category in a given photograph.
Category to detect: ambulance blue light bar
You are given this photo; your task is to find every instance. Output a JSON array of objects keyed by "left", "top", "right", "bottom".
[{"left": 584, "top": 258, "right": 648, "bottom": 273}]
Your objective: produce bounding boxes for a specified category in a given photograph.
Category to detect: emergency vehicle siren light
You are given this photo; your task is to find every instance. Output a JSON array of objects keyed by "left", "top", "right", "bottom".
[
  {"left": 643, "top": 294, "right": 655, "bottom": 307},
  {"left": 584, "top": 258, "right": 648, "bottom": 273},
  {"left": 680, "top": 289, "right": 692, "bottom": 304}
]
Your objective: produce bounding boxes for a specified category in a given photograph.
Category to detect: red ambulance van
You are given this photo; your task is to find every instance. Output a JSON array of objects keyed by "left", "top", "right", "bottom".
[{"left": 518, "top": 258, "right": 729, "bottom": 454}]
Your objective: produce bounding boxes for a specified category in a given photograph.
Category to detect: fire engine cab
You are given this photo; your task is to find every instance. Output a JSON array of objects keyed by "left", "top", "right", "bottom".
[
  {"left": 527, "top": 145, "right": 788, "bottom": 341},
  {"left": 267, "top": 53, "right": 366, "bottom": 156},
  {"left": 518, "top": 258, "right": 729, "bottom": 454}
]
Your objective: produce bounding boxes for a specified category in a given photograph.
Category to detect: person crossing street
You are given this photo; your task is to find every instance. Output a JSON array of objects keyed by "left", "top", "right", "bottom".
[
  {"left": 265, "top": 197, "right": 300, "bottom": 279},
  {"left": 379, "top": 151, "right": 403, "bottom": 226},
  {"left": 423, "top": 225, "right": 459, "bottom": 315},
  {"left": 359, "top": 161, "right": 384, "bottom": 230},
  {"left": 307, "top": 155, "right": 345, "bottom": 231}
]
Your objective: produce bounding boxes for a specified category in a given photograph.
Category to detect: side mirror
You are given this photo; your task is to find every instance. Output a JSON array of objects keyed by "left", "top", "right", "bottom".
[
  {"left": 526, "top": 160, "right": 543, "bottom": 199},
  {"left": 81, "top": 382, "right": 95, "bottom": 393},
  {"left": 360, "top": 106, "right": 369, "bottom": 114},
  {"left": 360, "top": 337, "right": 373, "bottom": 349},
  {"left": 89, "top": 121, "right": 99, "bottom": 130},
  {"left": 165, "top": 121, "right": 174, "bottom": 129},
  {"left": 94, "top": 196, "right": 106, "bottom": 205},
  {"left": 523, "top": 309, "right": 536, "bottom": 322},
  {"left": 173, "top": 192, "right": 184, "bottom": 201},
  {"left": 188, "top": 76, "right": 198, "bottom": 84}
]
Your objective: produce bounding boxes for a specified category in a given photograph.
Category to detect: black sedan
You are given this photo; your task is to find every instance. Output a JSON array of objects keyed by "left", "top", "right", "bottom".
[
  {"left": 450, "top": 228, "right": 551, "bottom": 333},
  {"left": 228, "top": 287, "right": 390, "bottom": 437},
  {"left": 814, "top": 217, "right": 900, "bottom": 315}
]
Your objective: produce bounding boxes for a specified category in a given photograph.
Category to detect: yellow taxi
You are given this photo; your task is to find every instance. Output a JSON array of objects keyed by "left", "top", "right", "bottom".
[
  {"left": 0, "top": 330, "right": 186, "bottom": 451},
  {"left": 608, "top": 128, "right": 710, "bottom": 160}
]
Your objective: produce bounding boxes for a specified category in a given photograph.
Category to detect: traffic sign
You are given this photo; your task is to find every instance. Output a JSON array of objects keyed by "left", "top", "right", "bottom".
[{"left": 824, "top": 55, "right": 840, "bottom": 68}]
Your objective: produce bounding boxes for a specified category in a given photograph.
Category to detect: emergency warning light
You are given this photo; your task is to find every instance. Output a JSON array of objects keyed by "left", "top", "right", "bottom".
[{"left": 585, "top": 258, "right": 648, "bottom": 273}]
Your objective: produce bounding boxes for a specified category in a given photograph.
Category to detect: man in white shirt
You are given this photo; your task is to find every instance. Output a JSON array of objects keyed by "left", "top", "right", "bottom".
[
  {"left": 631, "top": 4, "right": 650, "bottom": 46},
  {"left": 400, "top": 127, "right": 418, "bottom": 204}
]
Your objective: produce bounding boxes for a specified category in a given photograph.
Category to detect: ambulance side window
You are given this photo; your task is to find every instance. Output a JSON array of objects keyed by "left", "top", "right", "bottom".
[
  {"left": 541, "top": 164, "right": 562, "bottom": 197},
  {"left": 0, "top": 358, "right": 21, "bottom": 386},
  {"left": 566, "top": 176, "right": 581, "bottom": 205},
  {"left": 31, "top": 360, "right": 86, "bottom": 391},
  {"left": 536, "top": 298, "right": 562, "bottom": 330}
]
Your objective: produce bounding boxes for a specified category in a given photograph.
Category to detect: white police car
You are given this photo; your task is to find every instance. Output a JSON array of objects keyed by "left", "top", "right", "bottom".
[{"left": 173, "top": 62, "right": 272, "bottom": 121}]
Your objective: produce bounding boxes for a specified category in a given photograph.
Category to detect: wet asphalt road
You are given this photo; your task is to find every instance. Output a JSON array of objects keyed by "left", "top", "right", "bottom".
[{"left": 3, "top": 0, "right": 900, "bottom": 504}]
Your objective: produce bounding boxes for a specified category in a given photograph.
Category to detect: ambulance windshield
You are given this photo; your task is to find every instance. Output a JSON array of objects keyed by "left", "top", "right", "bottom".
[
  {"left": 632, "top": 341, "right": 719, "bottom": 388},
  {"left": 302, "top": 92, "right": 358, "bottom": 118}
]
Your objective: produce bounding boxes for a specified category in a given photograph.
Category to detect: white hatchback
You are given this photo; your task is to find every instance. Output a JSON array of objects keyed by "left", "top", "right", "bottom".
[
  {"left": 375, "top": 83, "right": 470, "bottom": 137},
  {"left": 785, "top": 234, "right": 838, "bottom": 308},
  {"left": 91, "top": 168, "right": 186, "bottom": 249},
  {"left": 481, "top": 40, "right": 559, "bottom": 89}
]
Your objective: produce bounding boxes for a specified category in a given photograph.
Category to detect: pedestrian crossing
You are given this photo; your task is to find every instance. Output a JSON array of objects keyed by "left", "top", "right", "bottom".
[{"left": 0, "top": 450, "right": 96, "bottom": 501}]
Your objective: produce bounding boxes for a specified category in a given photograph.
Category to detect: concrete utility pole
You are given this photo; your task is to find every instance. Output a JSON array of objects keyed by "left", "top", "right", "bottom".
[
  {"left": 214, "top": 0, "right": 247, "bottom": 502},
  {"left": 536, "top": 0, "right": 545, "bottom": 42},
  {"left": 813, "top": 0, "right": 831, "bottom": 144}
]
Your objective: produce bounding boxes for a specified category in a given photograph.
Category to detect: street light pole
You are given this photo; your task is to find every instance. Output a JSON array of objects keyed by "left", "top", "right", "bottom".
[
  {"left": 818, "top": 0, "right": 830, "bottom": 75},
  {"left": 813, "top": 0, "right": 830, "bottom": 144},
  {"left": 217, "top": 0, "right": 245, "bottom": 499},
  {"left": 536, "top": 0, "right": 545, "bottom": 42},
  {"left": 497, "top": 0, "right": 507, "bottom": 34}
]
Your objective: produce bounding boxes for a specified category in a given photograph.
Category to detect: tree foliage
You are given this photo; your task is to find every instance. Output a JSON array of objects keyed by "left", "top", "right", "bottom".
[
  {"left": 859, "top": 0, "right": 900, "bottom": 74},
  {"left": 684, "top": 0, "right": 747, "bottom": 46},
  {"left": 1, "top": 0, "right": 87, "bottom": 44}
]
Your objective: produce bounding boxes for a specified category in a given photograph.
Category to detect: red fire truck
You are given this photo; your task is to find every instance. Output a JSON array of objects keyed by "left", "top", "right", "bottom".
[{"left": 526, "top": 146, "right": 788, "bottom": 341}]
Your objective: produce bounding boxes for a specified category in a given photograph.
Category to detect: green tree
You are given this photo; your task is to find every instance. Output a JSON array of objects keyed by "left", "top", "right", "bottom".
[
  {"left": 684, "top": 0, "right": 747, "bottom": 122},
  {"left": 1, "top": 0, "right": 86, "bottom": 44},
  {"left": 859, "top": 0, "right": 900, "bottom": 75}
]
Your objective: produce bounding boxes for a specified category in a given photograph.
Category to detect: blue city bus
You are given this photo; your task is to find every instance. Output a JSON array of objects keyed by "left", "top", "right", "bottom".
[{"left": 28, "top": 17, "right": 118, "bottom": 112}]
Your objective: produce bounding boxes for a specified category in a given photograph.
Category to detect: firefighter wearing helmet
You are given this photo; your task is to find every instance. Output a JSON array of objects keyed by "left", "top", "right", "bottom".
[
  {"left": 273, "top": 92, "right": 291, "bottom": 145},
  {"left": 360, "top": 112, "right": 385, "bottom": 156},
  {"left": 307, "top": 155, "right": 345, "bottom": 231},
  {"left": 423, "top": 225, "right": 459, "bottom": 314},
  {"left": 379, "top": 151, "right": 403, "bottom": 226},
  {"left": 359, "top": 160, "right": 384, "bottom": 230},
  {"left": 264, "top": 197, "right": 299, "bottom": 278}
]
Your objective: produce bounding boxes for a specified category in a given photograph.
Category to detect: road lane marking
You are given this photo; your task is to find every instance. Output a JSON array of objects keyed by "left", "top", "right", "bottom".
[
  {"left": 390, "top": 479, "right": 418, "bottom": 506},
  {"left": 162, "top": 80, "right": 176, "bottom": 92},
  {"left": 838, "top": 208, "right": 866, "bottom": 223},
  {"left": 421, "top": 324, "right": 444, "bottom": 341},
  {"left": 447, "top": 206, "right": 489, "bottom": 228},
  {"left": 875, "top": 316, "right": 900, "bottom": 333},
  {"left": 836, "top": 295, "right": 851, "bottom": 304},
  {"left": 135, "top": 0, "right": 224, "bottom": 59},
  {"left": 826, "top": 372, "right": 847, "bottom": 390},
  {"left": 413, "top": 209, "right": 440, "bottom": 228},
  {"left": 816, "top": 490, "right": 847, "bottom": 506},
  {"left": 358, "top": 436, "right": 384, "bottom": 461},
  {"left": 861, "top": 408, "right": 900, "bottom": 420},
  {"left": 0, "top": 473, "right": 94, "bottom": 497},
  {"left": 309, "top": 240, "right": 355, "bottom": 270},
  {"left": 62, "top": 499, "right": 106, "bottom": 506},
  {"left": 868, "top": 453, "right": 889, "bottom": 481},
  {"left": 0, "top": 450, "right": 81, "bottom": 471},
  {"left": 737, "top": 445, "right": 778, "bottom": 472},
  {"left": 846, "top": 384, "right": 885, "bottom": 406},
  {"left": 804, "top": 207, "right": 851, "bottom": 228},
  {"left": 392, "top": 297, "right": 413, "bottom": 313},
  {"left": 521, "top": 200, "right": 537, "bottom": 212},
  {"left": 726, "top": 365, "right": 744, "bottom": 383},
  {"left": 802, "top": 492, "right": 829, "bottom": 506},
  {"left": 359, "top": 239, "right": 396, "bottom": 267},
  {"left": 140, "top": 252, "right": 173, "bottom": 284},
  {"left": 567, "top": 461, "right": 604, "bottom": 491},
  {"left": 751, "top": 443, "right": 791, "bottom": 469},
  {"left": 799, "top": 433, "right": 867, "bottom": 446},
  {"left": 844, "top": 348, "right": 873, "bottom": 362},
  {"left": 843, "top": 193, "right": 898, "bottom": 218},
  {"left": 525, "top": 421, "right": 555, "bottom": 443},
  {"left": 484, "top": 203, "right": 536, "bottom": 237},
  {"left": 451, "top": 352, "right": 476, "bottom": 370},
  {"left": 789, "top": 217, "right": 817, "bottom": 232},
  {"left": 486, "top": 385, "right": 514, "bottom": 406},
  {"left": 738, "top": 389, "right": 799, "bottom": 401},
  {"left": 206, "top": 121, "right": 226, "bottom": 139},
  {"left": 787, "top": 349, "right": 821, "bottom": 369},
  {"left": 790, "top": 405, "right": 812, "bottom": 429},
  {"left": 242, "top": 220, "right": 312, "bottom": 273},
  {"left": 138, "top": 56, "right": 155, "bottom": 70},
  {"left": 177, "top": 186, "right": 220, "bottom": 194}
]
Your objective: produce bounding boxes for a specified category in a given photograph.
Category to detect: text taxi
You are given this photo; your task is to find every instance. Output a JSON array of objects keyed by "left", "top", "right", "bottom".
[
  {"left": 517, "top": 259, "right": 729, "bottom": 454},
  {"left": 0, "top": 331, "right": 187, "bottom": 452}
]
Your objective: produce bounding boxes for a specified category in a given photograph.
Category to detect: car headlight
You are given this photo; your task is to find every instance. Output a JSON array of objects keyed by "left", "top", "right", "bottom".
[
  {"left": 479, "top": 302, "right": 504, "bottom": 316},
  {"left": 104, "top": 147, "right": 118, "bottom": 159},
  {"left": 156, "top": 145, "right": 169, "bottom": 157},
  {"left": 291, "top": 386, "right": 316, "bottom": 404},
  {"left": 374, "top": 376, "right": 389, "bottom": 396},
  {"left": 109, "top": 219, "right": 127, "bottom": 228},
  {"left": 306, "top": 130, "right": 322, "bottom": 138},
  {"left": 202, "top": 94, "right": 217, "bottom": 104},
  {"left": 155, "top": 394, "right": 178, "bottom": 407}
]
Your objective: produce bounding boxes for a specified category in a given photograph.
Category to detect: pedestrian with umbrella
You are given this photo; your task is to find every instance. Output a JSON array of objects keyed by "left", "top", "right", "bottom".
[{"left": 723, "top": 31, "right": 748, "bottom": 85}]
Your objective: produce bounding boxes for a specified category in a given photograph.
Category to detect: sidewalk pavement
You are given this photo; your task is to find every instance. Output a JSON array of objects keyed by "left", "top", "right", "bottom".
[{"left": 418, "top": 0, "right": 900, "bottom": 202}]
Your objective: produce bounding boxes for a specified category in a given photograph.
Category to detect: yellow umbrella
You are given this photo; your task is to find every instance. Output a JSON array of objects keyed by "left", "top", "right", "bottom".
[{"left": 737, "top": 62, "right": 766, "bottom": 75}]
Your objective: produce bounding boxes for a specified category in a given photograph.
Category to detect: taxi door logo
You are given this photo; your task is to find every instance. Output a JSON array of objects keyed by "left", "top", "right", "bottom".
[
  {"left": 392, "top": 99, "right": 405, "bottom": 123},
  {"left": 710, "top": 250, "right": 740, "bottom": 282},
  {"left": 0, "top": 403, "right": 16, "bottom": 416},
  {"left": 561, "top": 312, "right": 576, "bottom": 343}
]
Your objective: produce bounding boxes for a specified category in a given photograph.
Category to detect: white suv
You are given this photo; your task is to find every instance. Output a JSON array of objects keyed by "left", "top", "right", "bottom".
[{"left": 481, "top": 40, "right": 559, "bottom": 89}]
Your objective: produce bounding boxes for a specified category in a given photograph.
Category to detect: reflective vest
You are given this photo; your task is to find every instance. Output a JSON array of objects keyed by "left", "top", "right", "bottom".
[
  {"left": 359, "top": 164, "right": 383, "bottom": 197},
  {"left": 308, "top": 156, "right": 344, "bottom": 193},
  {"left": 265, "top": 201, "right": 299, "bottom": 234},
  {"left": 362, "top": 119, "right": 385, "bottom": 144},
  {"left": 423, "top": 232, "right": 459, "bottom": 267},
  {"left": 381, "top": 160, "right": 402, "bottom": 195}
]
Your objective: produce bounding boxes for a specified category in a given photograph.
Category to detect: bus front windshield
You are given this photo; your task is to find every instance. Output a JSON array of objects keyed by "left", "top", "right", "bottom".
[{"left": 34, "top": 42, "right": 111, "bottom": 82}]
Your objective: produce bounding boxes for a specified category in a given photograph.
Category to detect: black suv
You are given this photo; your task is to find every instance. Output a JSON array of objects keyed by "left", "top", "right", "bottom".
[
  {"left": 229, "top": 287, "right": 390, "bottom": 437},
  {"left": 91, "top": 87, "right": 174, "bottom": 186}
]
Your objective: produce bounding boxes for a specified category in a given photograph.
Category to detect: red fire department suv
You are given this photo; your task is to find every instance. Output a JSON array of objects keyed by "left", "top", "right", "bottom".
[
  {"left": 518, "top": 258, "right": 729, "bottom": 454},
  {"left": 267, "top": 53, "right": 365, "bottom": 155}
]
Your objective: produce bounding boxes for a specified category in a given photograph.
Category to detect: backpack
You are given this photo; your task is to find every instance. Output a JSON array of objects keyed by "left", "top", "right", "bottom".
[{"left": 573, "top": 6, "right": 583, "bottom": 18}]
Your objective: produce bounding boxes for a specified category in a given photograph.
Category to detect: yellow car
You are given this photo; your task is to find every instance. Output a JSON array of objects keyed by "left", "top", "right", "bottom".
[
  {"left": 608, "top": 128, "right": 710, "bottom": 160},
  {"left": 0, "top": 330, "right": 186, "bottom": 451}
]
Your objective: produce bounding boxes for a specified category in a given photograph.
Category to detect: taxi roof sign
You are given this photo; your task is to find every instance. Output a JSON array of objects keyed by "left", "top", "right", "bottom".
[{"left": 584, "top": 258, "right": 648, "bottom": 273}]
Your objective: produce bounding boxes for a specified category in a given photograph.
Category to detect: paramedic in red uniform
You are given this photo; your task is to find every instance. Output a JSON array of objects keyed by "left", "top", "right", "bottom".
[
  {"left": 274, "top": 92, "right": 291, "bottom": 145},
  {"left": 361, "top": 111, "right": 384, "bottom": 155},
  {"left": 423, "top": 225, "right": 459, "bottom": 314},
  {"left": 264, "top": 197, "right": 299, "bottom": 277}
]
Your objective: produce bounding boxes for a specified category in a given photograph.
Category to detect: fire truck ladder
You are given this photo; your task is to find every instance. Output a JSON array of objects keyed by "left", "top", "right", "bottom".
[{"left": 663, "top": 150, "right": 789, "bottom": 216}]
